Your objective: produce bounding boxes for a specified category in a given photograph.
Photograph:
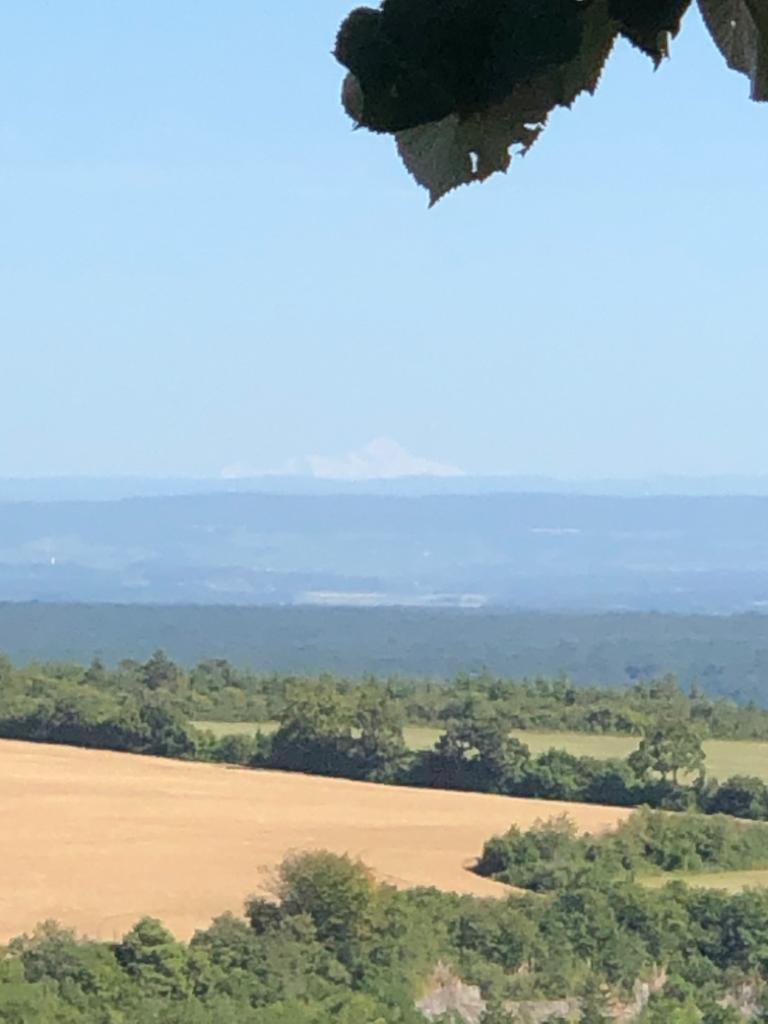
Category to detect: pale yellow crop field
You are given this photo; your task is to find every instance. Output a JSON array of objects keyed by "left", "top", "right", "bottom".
[{"left": 0, "top": 739, "right": 631, "bottom": 943}]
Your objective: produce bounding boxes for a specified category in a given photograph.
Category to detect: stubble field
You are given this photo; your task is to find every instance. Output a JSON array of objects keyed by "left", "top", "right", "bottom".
[{"left": 0, "top": 738, "right": 630, "bottom": 943}]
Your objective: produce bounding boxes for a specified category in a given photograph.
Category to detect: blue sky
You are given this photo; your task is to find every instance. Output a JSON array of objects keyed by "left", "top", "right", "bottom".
[{"left": 0, "top": 2, "right": 766, "bottom": 480}]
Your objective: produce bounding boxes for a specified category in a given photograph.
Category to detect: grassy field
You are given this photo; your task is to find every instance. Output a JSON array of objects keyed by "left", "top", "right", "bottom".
[
  {"left": 195, "top": 720, "right": 445, "bottom": 750},
  {"left": 642, "top": 869, "right": 768, "bottom": 893},
  {"left": 195, "top": 721, "right": 768, "bottom": 783},
  {"left": 0, "top": 738, "right": 631, "bottom": 943}
]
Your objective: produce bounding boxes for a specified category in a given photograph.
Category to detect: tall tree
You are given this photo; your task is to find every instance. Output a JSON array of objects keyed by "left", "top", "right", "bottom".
[
  {"left": 353, "top": 687, "right": 409, "bottom": 782},
  {"left": 269, "top": 682, "right": 354, "bottom": 776},
  {"left": 435, "top": 695, "right": 530, "bottom": 792},
  {"left": 628, "top": 719, "right": 706, "bottom": 783},
  {"left": 140, "top": 650, "right": 182, "bottom": 693}
]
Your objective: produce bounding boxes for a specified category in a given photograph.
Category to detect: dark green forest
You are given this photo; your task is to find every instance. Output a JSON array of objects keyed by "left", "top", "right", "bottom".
[
  {"left": 4, "top": 604, "right": 768, "bottom": 702},
  {"left": 4, "top": 650, "right": 763, "bottom": 735}
]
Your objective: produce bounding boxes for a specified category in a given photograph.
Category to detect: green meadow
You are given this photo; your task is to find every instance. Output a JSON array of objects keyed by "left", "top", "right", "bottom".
[
  {"left": 194, "top": 721, "right": 768, "bottom": 784},
  {"left": 642, "top": 869, "right": 768, "bottom": 893}
]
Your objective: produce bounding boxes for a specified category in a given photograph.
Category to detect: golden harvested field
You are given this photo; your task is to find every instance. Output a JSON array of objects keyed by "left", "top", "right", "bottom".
[{"left": 0, "top": 739, "right": 630, "bottom": 944}]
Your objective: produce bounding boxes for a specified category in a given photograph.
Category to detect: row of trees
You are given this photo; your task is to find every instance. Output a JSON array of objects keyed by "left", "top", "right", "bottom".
[
  {"left": 242, "top": 685, "right": 768, "bottom": 823},
  {"left": 4, "top": 670, "right": 768, "bottom": 826},
  {"left": 5, "top": 651, "right": 768, "bottom": 740},
  {"left": 3, "top": 848, "right": 768, "bottom": 1022},
  {"left": 0, "top": 680, "right": 198, "bottom": 759}
]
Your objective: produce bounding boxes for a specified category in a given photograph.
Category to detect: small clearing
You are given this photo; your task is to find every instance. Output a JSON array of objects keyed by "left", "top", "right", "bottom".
[{"left": 642, "top": 869, "right": 768, "bottom": 894}]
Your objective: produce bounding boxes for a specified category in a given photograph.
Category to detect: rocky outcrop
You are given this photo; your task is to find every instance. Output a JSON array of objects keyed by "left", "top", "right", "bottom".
[
  {"left": 416, "top": 964, "right": 486, "bottom": 1024},
  {"left": 720, "top": 982, "right": 762, "bottom": 1019},
  {"left": 504, "top": 998, "right": 580, "bottom": 1022},
  {"left": 417, "top": 964, "right": 670, "bottom": 1023},
  {"left": 610, "top": 967, "right": 667, "bottom": 1022},
  {"left": 416, "top": 964, "right": 762, "bottom": 1022}
]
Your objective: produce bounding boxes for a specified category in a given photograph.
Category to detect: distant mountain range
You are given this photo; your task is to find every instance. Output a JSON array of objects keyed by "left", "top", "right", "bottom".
[
  {"left": 2, "top": 481, "right": 768, "bottom": 611},
  {"left": 6, "top": 473, "right": 768, "bottom": 502}
]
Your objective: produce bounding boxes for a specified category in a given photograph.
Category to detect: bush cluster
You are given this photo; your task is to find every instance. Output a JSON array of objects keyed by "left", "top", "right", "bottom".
[
  {"left": 476, "top": 809, "right": 768, "bottom": 891},
  {"left": 2, "top": 849, "right": 767, "bottom": 1022}
]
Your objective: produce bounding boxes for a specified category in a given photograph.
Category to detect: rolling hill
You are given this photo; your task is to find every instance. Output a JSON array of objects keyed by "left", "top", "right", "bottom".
[{"left": 0, "top": 739, "right": 629, "bottom": 942}]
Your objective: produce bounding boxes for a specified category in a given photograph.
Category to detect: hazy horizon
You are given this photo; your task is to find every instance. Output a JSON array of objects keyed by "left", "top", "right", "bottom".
[
  {"left": 1, "top": 5, "right": 767, "bottom": 482},
  {"left": 7, "top": 461, "right": 768, "bottom": 492}
]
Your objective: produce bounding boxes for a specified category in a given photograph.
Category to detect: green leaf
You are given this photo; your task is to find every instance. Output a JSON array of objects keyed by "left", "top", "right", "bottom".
[
  {"left": 698, "top": 0, "right": 768, "bottom": 100},
  {"left": 395, "top": 99, "right": 543, "bottom": 207},
  {"left": 395, "top": 0, "right": 620, "bottom": 203}
]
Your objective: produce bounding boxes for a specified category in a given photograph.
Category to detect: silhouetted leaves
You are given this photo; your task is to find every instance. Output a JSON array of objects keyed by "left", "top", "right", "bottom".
[
  {"left": 335, "top": 0, "right": 768, "bottom": 201},
  {"left": 336, "top": 0, "right": 584, "bottom": 132},
  {"left": 699, "top": 0, "right": 768, "bottom": 100},
  {"left": 396, "top": 0, "right": 619, "bottom": 202},
  {"left": 609, "top": 0, "right": 692, "bottom": 65}
]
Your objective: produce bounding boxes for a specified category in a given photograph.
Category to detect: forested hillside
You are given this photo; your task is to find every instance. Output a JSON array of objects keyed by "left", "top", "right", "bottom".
[{"left": 3, "top": 604, "right": 768, "bottom": 701}]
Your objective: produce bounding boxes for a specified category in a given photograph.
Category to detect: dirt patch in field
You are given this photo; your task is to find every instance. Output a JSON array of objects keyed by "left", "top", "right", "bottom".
[{"left": 0, "top": 739, "right": 631, "bottom": 942}]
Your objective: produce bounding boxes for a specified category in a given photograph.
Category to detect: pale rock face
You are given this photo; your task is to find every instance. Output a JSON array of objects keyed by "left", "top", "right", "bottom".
[
  {"left": 418, "top": 964, "right": 672, "bottom": 1023},
  {"left": 504, "top": 997, "right": 580, "bottom": 1023},
  {"left": 416, "top": 963, "right": 486, "bottom": 1024}
]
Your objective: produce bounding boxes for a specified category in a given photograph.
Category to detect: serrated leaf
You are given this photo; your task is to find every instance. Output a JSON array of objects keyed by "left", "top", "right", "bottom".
[
  {"left": 699, "top": 0, "right": 768, "bottom": 100},
  {"left": 555, "top": 0, "right": 621, "bottom": 104},
  {"left": 609, "top": 0, "right": 692, "bottom": 66},
  {"left": 395, "top": 0, "right": 619, "bottom": 203},
  {"left": 396, "top": 101, "right": 544, "bottom": 206}
]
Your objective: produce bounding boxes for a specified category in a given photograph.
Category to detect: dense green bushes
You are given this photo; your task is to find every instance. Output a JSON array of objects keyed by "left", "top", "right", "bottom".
[
  {"left": 3, "top": 850, "right": 768, "bottom": 1022},
  {"left": 475, "top": 810, "right": 768, "bottom": 891},
  {"left": 4, "top": 650, "right": 768, "bottom": 740},
  {"left": 703, "top": 774, "right": 768, "bottom": 820},
  {"left": 6, "top": 661, "right": 768, "bottom": 829},
  {"left": 0, "top": 680, "right": 199, "bottom": 759}
]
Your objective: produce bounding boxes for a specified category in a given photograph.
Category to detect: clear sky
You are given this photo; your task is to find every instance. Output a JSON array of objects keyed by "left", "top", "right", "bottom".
[{"left": 0, "top": 2, "right": 766, "bottom": 480}]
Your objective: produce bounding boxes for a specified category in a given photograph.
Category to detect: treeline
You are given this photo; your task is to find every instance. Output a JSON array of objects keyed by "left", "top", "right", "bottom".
[
  {"left": 476, "top": 809, "right": 768, "bottom": 892},
  {"left": 4, "top": 658, "right": 768, "bottom": 827},
  {"left": 2, "top": 848, "right": 768, "bottom": 1022},
  {"left": 4, "top": 650, "right": 768, "bottom": 739},
  {"left": 244, "top": 684, "right": 768, "bottom": 826},
  {"left": 0, "top": 655, "right": 197, "bottom": 759}
]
